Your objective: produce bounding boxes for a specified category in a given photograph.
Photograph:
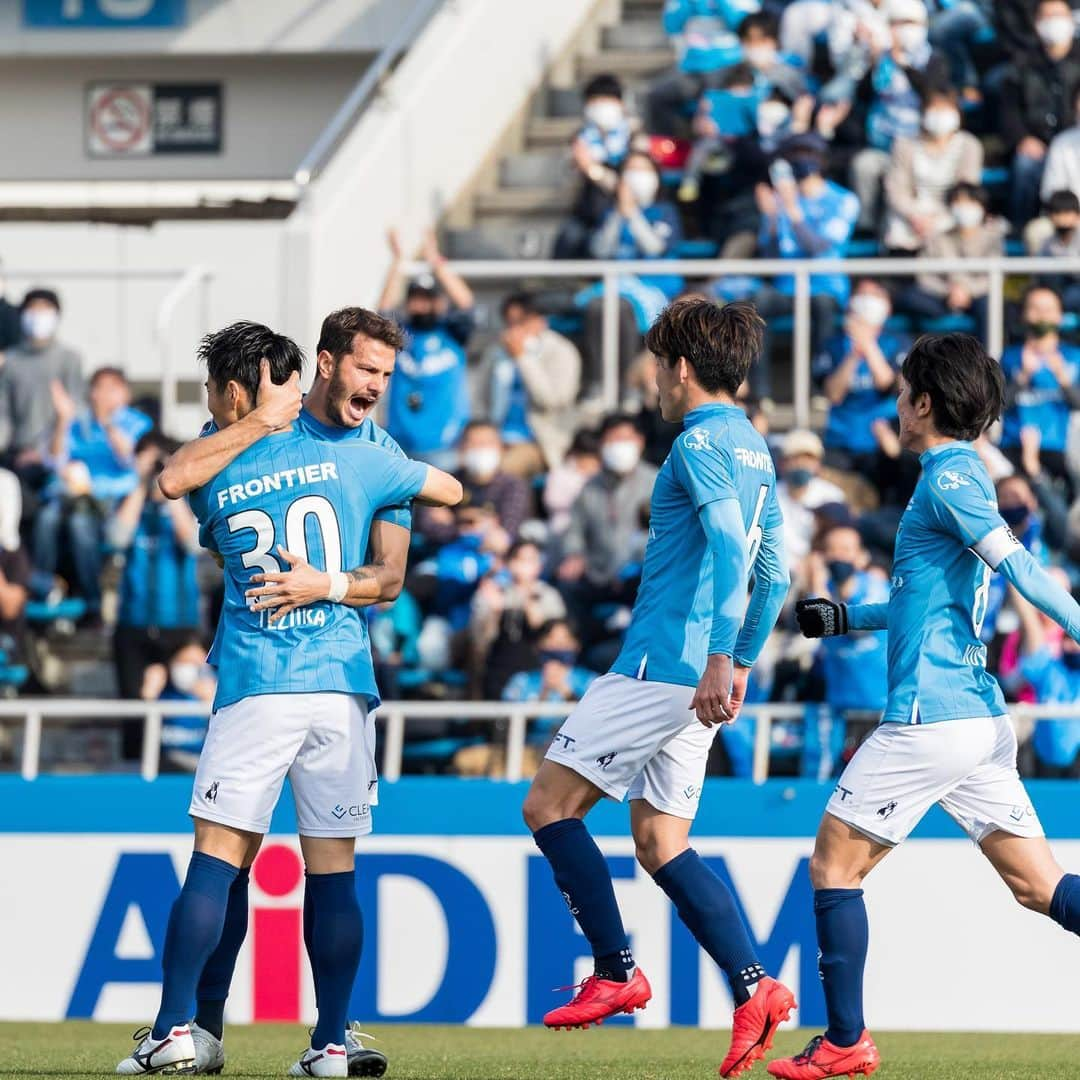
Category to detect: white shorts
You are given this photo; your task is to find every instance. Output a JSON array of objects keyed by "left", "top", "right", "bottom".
[
  {"left": 545, "top": 672, "right": 716, "bottom": 820},
  {"left": 827, "top": 714, "right": 1044, "bottom": 846},
  {"left": 190, "top": 692, "right": 377, "bottom": 838}
]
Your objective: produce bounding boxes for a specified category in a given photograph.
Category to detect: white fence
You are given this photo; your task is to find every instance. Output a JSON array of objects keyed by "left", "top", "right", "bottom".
[
  {"left": 404, "top": 254, "right": 1080, "bottom": 425},
  {"left": 1, "top": 698, "right": 1075, "bottom": 786}
]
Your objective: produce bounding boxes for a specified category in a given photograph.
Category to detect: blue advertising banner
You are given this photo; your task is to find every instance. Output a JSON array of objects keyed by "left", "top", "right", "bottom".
[{"left": 23, "top": 0, "right": 186, "bottom": 29}]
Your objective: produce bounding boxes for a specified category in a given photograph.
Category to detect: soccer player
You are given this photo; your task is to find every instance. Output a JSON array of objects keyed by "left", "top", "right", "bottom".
[
  {"left": 155, "top": 307, "right": 421, "bottom": 1076},
  {"left": 116, "top": 322, "right": 461, "bottom": 1078},
  {"left": 521, "top": 298, "right": 794, "bottom": 1078},
  {"left": 768, "top": 334, "right": 1080, "bottom": 1079}
]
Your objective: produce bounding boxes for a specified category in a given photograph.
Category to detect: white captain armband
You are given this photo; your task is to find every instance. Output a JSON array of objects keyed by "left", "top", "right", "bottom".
[{"left": 970, "top": 525, "right": 1023, "bottom": 570}]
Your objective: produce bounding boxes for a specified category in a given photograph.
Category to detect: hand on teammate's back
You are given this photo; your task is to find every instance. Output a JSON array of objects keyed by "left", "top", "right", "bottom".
[
  {"left": 251, "top": 358, "right": 302, "bottom": 431},
  {"left": 690, "top": 653, "right": 735, "bottom": 727}
]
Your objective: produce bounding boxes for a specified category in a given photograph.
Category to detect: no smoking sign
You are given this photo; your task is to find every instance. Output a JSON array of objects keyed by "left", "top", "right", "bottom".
[{"left": 87, "top": 84, "right": 153, "bottom": 156}]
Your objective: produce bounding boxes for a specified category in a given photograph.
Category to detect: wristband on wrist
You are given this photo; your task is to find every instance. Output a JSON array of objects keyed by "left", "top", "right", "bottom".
[{"left": 326, "top": 571, "right": 349, "bottom": 604}]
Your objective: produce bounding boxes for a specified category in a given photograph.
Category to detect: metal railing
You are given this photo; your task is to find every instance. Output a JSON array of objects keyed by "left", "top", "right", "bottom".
[
  {"left": 2, "top": 698, "right": 1076, "bottom": 786},
  {"left": 402, "top": 255, "right": 1080, "bottom": 424},
  {"left": 293, "top": 0, "right": 446, "bottom": 189}
]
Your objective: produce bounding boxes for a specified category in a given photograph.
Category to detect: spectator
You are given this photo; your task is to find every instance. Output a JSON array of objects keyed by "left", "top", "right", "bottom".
[
  {"left": 647, "top": 0, "right": 758, "bottom": 135},
  {"left": 0, "top": 260, "right": 20, "bottom": 352},
  {"left": 839, "top": 0, "right": 952, "bottom": 233},
  {"left": 0, "top": 467, "right": 30, "bottom": 688},
  {"left": 814, "top": 279, "right": 907, "bottom": 472},
  {"left": 929, "top": 0, "right": 995, "bottom": 97},
  {"left": 555, "top": 74, "right": 637, "bottom": 259},
  {"left": 0, "top": 287, "right": 84, "bottom": 496},
  {"left": 473, "top": 293, "right": 581, "bottom": 474},
  {"left": 883, "top": 86, "right": 983, "bottom": 252},
  {"left": 752, "top": 133, "right": 861, "bottom": 397},
  {"left": 379, "top": 228, "right": 475, "bottom": 468},
  {"left": 502, "top": 617, "right": 597, "bottom": 708},
  {"left": 994, "top": 0, "right": 1080, "bottom": 61},
  {"left": 543, "top": 428, "right": 602, "bottom": 537},
  {"left": 142, "top": 637, "right": 215, "bottom": 772},
  {"left": 109, "top": 432, "right": 202, "bottom": 703},
  {"left": 623, "top": 351, "right": 682, "bottom": 466},
  {"left": 369, "top": 589, "right": 423, "bottom": 701},
  {"left": 898, "top": 181, "right": 1005, "bottom": 341},
  {"left": 1035, "top": 190, "right": 1080, "bottom": 308},
  {"left": 32, "top": 368, "right": 151, "bottom": 622},
  {"left": 471, "top": 539, "right": 566, "bottom": 699},
  {"left": 1000, "top": 285, "right": 1080, "bottom": 484},
  {"left": 1000, "top": 0, "right": 1080, "bottom": 226},
  {"left": 1040, "top": 84, "right": 1080, "bottom": 203},
  {"left": 557, "top": 414, "right": 656, "bottom": 642},
  {"left": 1010, "top": 576, "right": 1080, "bottom": 776},
  {"left": 776, "top": 428, "right": 848, "bottom": 571},
  {"left": 738, "top": 9, "right": 809, "bottom": 99},
  {"left": 579, "top": 150, "right": 684, "bottom": 399}
]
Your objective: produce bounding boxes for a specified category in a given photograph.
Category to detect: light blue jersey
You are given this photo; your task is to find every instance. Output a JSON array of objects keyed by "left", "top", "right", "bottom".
[
  {"left": 612, "top": 403, "right": 785, "bottom": 687},
  {"left": 189, "top": 428, "right": 428, "bottom": 712},
  {"left": 860, "top": 442, "right": 1022, "bottom": 724}
]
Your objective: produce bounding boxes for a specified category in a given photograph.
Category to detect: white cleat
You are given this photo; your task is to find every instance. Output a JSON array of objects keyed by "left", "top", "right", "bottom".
[
  {"left": 288, "top": 1043, "right": 348, "bottom": 1077},
  {"left": 345, "top": 1026, "right": 388, "bottom": 1077},
  {"left": 190, "top": 1023, "right": 225, "bottom": 1075},
  {"left": 116, "top": 1025, "right": 196, "bottom": 1074}
]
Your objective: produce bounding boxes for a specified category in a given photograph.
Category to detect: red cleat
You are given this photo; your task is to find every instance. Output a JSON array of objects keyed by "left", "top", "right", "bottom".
[
  {"left": 543, "top": 969, "right": 652, "bottom": 1029},
  {"left": 718, "top": 976, "right": 797, "bottom": 1078},
  {"left": 766, "top": 1031, "right": 880, "bottom": 1078}
]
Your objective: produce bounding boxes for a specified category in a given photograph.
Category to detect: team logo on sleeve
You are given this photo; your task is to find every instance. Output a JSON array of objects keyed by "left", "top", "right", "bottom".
[
  {"left": 683, "top": 427, "right": 711, "bottom": 451},
  {"left": 937, "top": 471, "right": 971, "bottom": 491}
]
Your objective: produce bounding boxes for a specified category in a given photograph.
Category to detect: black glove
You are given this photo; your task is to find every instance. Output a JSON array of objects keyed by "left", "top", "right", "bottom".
[{"left": 795, "top": 597, "right": 848, "bottom": 638}]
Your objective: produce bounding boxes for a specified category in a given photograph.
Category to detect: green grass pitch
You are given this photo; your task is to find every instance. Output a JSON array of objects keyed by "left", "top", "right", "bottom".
[{"left": 1, "top": 1023, "right": 1078, "bottom": 1079}]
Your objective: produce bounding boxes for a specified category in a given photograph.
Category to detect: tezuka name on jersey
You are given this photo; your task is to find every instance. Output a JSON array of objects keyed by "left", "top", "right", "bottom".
[
  {"left": 215, "top": 461, "right": 340, "bottom": 510},
  {"left": 253, "top": 606, "right": 329, "bottom": 631}
]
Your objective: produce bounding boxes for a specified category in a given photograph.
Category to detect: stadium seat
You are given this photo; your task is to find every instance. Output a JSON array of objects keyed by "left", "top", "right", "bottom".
[
  {"left": 24, "top": 598, "right": 87, "bottom": 624},
  {"left": 675, "top": 238, "right": 719, "bottom": 259},
  {"left": 922, "top": 313, "right": 977, "bottom": 333}
]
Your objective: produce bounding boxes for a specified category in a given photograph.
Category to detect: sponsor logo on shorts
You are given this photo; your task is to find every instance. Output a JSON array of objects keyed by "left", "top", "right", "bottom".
[
  {"left": 204, "top": 781, "right": 219, "bottom": 804},
  {"left": 683, "top": 785, "right": 699, "bottom": 801},
  {"left": 552, "top": 732, "right": 576, "bottom": 751},
  {"left": 595, "top": 752, "right": 617, "bottom": 770},
  {"left": 834, "top": 784, "right": 853, "bottom": 802},
  {"left": 1009, "top": 804, "right": 1034, "bottom": 822},
  {"left": 877, "top": 800, "right": 897, "bottom": 819},
  {"left": 331, "top": 803, "right": 370, "bottom": 821}
]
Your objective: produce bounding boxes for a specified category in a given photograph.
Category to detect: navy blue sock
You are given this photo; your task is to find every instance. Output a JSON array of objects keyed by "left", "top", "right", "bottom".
[
  {"left": 1050, "top": 873, "right": 1080, "bottom": 935},
  {"left": 815, "top": 888, "right": 868, "bottom": 1048},
  {"left": 653, "top": 849, "right": 764, "bottom": 1006},
  {"left": 303, "top": 875, "right": 319, "bottom": 1007},
  {"left": 194, "top": 866, "right": 250, "bottom": 1040},
  {"left": 307, "top": 872, "right": 363, "bottom": 1050},
  {"left": 152, "top": 853, "right": 238, "bottom": 1040},
  {"left": 533, "top": 818, "right": 634, "bottom": 981}
]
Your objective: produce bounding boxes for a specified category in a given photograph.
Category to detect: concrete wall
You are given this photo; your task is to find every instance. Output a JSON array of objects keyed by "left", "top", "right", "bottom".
[{"left": 0, "top": 55, "right": 366, "bottom": 181}]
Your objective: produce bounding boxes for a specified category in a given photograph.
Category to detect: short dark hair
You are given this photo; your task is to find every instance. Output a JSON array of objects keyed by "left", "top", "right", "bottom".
[
  {"left": 536, "top": 617, "right": 575, "bottom": 643},
  {"left": 947, "top": 181, "right": 989, "bottom": 210},
  {"left": 500, "top": 291, "right": 540, "bottom": 320},
  {"left": 317, "top": 307, "right": 405, "bottom": 362},
  {"left": 198, "top": 321, "right": 305, "bottom": 402},
  {"left": 720, "top": 62, "right": 757, "bottom": 89},
  {"left": 507, "top": 538, "right": 541, "bottom": 560},
  {"left": 1047, "top": 189, "right": 1080, "bottom": 215},
  {"left": 1021, "top": 282, "right": 1063, "bottom": 309},
  {"left": 738, "top": 11, "right": 780, "bottom": 39},
  {"left": 89, "top": 365, "right": 127, "bottom": 388},
  {"left": 569, "top": 427, "right": 600, "bottom": 457},
  {"left": 584, "top": 73, "right": 622, "bottom": 101},
  {"left": 645, "top": 297, "right": 764, "bottom": 395},
  {"left": 599, "top": 412, "right": 642, "bottom": 439},
  {"left": 461, "top": 418, "right": 500, "bottom": 441},
  {"left": 21, "top": 287, "right": 60, "bottom": 312},
  {"left": 900, "top": 333, "right": 1003, "bottom": 441},
  {"left": 135, "top": 429, "right": 180, "bottom": 457}
]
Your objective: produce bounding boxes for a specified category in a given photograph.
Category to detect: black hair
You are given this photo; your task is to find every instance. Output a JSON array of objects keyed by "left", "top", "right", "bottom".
[
  {"left": 584, "top": 73, "right": 623, "bottom": 101},
  {"left": 500, "top": 291, "right": 540, "bottom": 320},
  {"left": 507, "top": 538, "right": 541, "bottom": 560},
  {"left": 599, "top": 412, "right": 643, "bottom": 438},
  {"left": 569, "top": 427, "right": 600, "bottom": 457},
  {"left": 619, "top": 148, "right": 661, "bottom": 181},
  {"left": 645, "top": 297, "right": 765, "bottom": 396},
  {"left": 1047, "top": 189, "right": 1080, "bottom": 215},
  {"left": 1021, "top": 281, "right": 1063, "bottom": 309},
  {"left": 135, "top": 429, "right": 181, "bottom": 457},
  {"left": 198, "top": 321, "right": 305, "bottom": 403},
  {"left": 461, "top": 418, "right": 501, "bottom": 441},
  {"left": 720, "top": 62, "right": 756, "bottom": 89},
  {"left": 536, "top": 617, "right": 575, "bottom": 643},
  {"left": 89, "top": 365, "right": 127, "bottom": 388},
  {"left": 947, "top": 181, "right": 989, "bottom": 211},
  {"left": 900, "top": 333, "right": 1003, "bottom": 441},
  {"left": 21, "top": 287, "right": 60, "bottom": 312},
  {"left": 738, "top": 10, "right": 780, "bottom": 39}
]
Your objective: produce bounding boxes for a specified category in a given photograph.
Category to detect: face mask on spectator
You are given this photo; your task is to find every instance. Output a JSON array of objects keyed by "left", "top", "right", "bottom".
[
  {"left": 786, "top": 466, "right": 814, "bottom": 489},
  {"left": 850, "top": 293, "right": 891, "bottom": 327},
  {"left": 790, "top": 158, "right": 820, "bottom": 181},
  {"left": 757, "top": 101, "right": 790, "bottom": 138},
  {"left": 624, "top": 169, "right": 659, "bottom": 206},
  {"left": 1064, "top": 651, "right": 1080, "bottom": 671},
  {"left": 1026, "top": 319, "right": 1060, "bottom": 337},
  {"left": 999, "top": 504, "right": 1029, "bottom": 529},
  {"left": 923, "top": 108, "right": 960, "bottom": 137},
  {"left": 22, "top": 308, "right": 58, "bottom": 342},
  {"left": 951, "top": 202, "right": 984, "bottom": 229},
  {"left": 827, "top": 560, "right": 857, "bottom": 586},
  {"left": 894, "top": 23, "right": 928, "bottom": 55},
  {"left": 585, "top": 100, "right": 625, "bottom": 132},
  {"left": 743, "top": 44, "right": 777, "bottom": 69},
  {"left": 1036, "top": 15, "right": 1075, "bottom": 46},
  {"left": 540, "top": 649, "right": 578, "bottom": 667},
  {"left": 462, "top": 448, "right": 501, "bottom": 480},
  {"left": 170, "top": 662, "right": 204, "bottom": 695},
  {"left": 409, "top": 312, "right": 438, "bottom": 332},
  {"left": 601, "top": 440, "right": 642, "bottom": 474}
]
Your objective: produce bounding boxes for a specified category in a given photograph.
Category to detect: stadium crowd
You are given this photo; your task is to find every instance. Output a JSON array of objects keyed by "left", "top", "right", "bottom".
[{"left": 2, "top": 0, "right": 1080, "bottom": 780}]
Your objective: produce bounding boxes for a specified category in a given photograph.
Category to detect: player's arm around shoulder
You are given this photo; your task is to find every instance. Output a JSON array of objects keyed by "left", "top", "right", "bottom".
[{"left": 416, "top": 463, "right": 463, "bottom": 508}]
